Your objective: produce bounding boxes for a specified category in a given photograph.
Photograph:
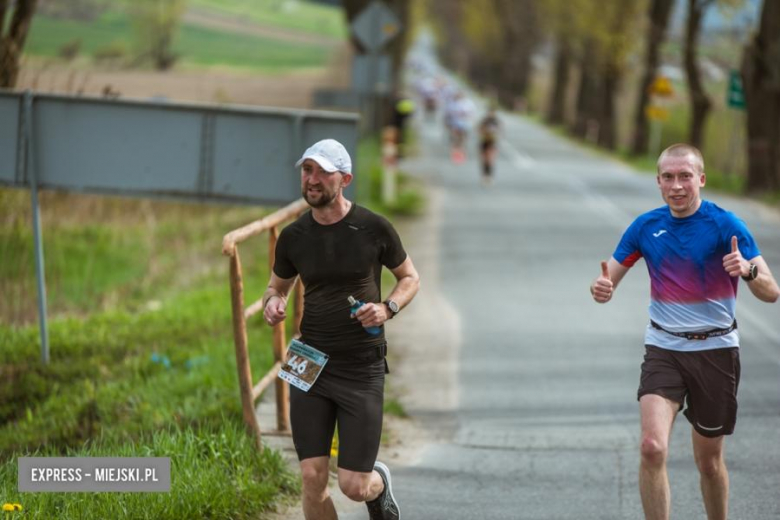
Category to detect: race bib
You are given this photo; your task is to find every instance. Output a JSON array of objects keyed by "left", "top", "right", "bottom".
[{"left": 278, "top": 339, "right": 329, "bottom": 392}]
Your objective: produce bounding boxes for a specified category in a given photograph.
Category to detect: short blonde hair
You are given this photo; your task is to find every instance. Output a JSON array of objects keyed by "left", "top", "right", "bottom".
[{"left": 657, "top": 143, "right": 704, "bottom": 174}]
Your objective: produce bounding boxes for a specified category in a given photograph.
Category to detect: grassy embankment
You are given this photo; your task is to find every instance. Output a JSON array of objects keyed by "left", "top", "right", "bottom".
[
  {"left": 23, "top": 2, "right": 342, "bottom": 73},
  {"left": 3, "top": 3, "right": 423, "bottom": 512},
  {"left": 0, "top": 135, "right": 422, "bottom": 519},
  {"left": 0, "top": 190, "right": 298, "bottom": 518},
  {"left": 2, "top": 2, "right": 352, "bottom": 518},
  {"left": 189, "top": 0, "right": 347, "bottom": 40}
]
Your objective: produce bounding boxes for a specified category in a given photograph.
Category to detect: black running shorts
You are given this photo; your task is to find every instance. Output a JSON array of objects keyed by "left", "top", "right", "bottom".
[
  {"left": 289, "top": 350, "right": 386, "bottom": 473},
  {"left": 638, "top": 345, "right": 741, "bottom": 437}
]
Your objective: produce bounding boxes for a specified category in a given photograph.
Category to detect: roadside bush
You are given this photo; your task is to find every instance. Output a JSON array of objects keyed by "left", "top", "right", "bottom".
[
  {"left": 93, "top": 42, "right": 128, "bottom": 64},
  {"left": 57, "top": 39, "right": 81, "bottom": 61}
]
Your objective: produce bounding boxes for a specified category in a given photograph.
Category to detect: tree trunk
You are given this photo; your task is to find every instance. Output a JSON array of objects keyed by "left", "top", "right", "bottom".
[
  {"left": 572, "top": 41, "right": 601, "bottom": 140},
  {"left": 546, "top": 36, "right": 571, "bottom": 125},
  {"left": 0, "top": 0, "right": 39, "bottom": 88},
  {"left": 598, "top": 63, "right": 620, "bottom": 150},
  {"left": 684, "top": 0, "right": 713, "bottom": 150},
  {"left": 631, "top": 0, "right": 675, "bottom": 155},
  {"left": 493, "top": 0, "right": 540, "bottom": 110},
  {"left": 741, "top": 0, "right": 780, "bottom": 193}
]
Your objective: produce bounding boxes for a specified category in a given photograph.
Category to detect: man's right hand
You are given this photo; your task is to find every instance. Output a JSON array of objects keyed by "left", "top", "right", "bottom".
[
  {"left": 263, "top": 296, "right": 287, "bottom": 326},
  {"left": 591, "top": 261, "right": 614, "bottom": 303}
]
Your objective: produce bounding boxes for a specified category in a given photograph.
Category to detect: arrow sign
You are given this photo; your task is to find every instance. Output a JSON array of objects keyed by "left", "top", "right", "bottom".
[{"left": 351, "top": 1, "right": 401, "bottom": 53}]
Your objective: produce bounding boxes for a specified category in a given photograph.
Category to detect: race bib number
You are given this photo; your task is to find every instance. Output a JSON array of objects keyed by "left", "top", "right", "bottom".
[{"left": 278, "top": 339, "right": 329, "bottom": 392}]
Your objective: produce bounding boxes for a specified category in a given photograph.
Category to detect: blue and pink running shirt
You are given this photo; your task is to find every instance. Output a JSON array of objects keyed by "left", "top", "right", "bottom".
[{"left": 613, "top": 200, "right": 760, "bottom": 352}]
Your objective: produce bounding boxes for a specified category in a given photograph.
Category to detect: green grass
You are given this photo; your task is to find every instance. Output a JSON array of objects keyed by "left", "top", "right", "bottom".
[
  {"left": 356, "top": 138, "right": 426, "bottom": 218},
  {"left": 0, "top": 423, "right": 299, "bottom": 520},
  {"left": 0, "top": 132, "right": 415, "bottom": 518},
  {"left": 24, "top": 12, "right": 333, "bottom": 73},
  {"left": 0, "top": 189, "right": 300, "bottom": 518},
  {"left": 383, "top": 397, "right": 408, "bottom": 418},
  {"left": 190, "top": 0, "right": 347, "bottom": 40},
  {"left": 176, "top": 23, "right": 331, "bottom": 71}
]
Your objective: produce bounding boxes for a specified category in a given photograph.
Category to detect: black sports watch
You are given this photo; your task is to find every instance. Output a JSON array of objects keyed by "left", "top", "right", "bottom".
[
  {"left": 384, "top": 299, "right": 400, "bottom": 318},
  {"left": 742, "top": 263, "right": 758, "bottom": 282}
]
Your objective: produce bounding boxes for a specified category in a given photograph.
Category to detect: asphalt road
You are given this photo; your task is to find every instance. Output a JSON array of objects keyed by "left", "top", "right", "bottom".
[{"left": 364, "top": 96, "right": 780, "bottom": 520}]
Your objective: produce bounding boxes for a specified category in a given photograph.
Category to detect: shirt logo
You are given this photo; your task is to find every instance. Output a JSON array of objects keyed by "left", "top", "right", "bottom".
[{"left": 652, "top": 229, "right": 668, "bottom": 238}]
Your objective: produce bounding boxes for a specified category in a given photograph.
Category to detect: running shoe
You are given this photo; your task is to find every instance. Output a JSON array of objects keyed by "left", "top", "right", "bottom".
[{"left": 366, "top": 461, "right": 400, "bottom": 520}]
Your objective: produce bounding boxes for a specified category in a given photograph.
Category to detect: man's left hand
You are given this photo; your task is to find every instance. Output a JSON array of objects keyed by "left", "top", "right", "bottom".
[
  {"left": 352, "top": 302, "right": 390, "bottom": 327},
  {"left": 723, "top": 236, "right": 749, "bottom": 278}
]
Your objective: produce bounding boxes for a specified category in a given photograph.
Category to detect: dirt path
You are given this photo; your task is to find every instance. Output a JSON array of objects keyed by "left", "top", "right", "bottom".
[
  {"left": 16, "top": 41, "right": 351, "bottom": 109},
  {"left": 183, "top": 6, "right": 342, "bottom": 48}
]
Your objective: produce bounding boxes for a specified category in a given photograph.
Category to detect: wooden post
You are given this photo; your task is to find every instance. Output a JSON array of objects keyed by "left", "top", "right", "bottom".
[
  {"left": 228, "top": 248, "right": 263, "bottom": 451},
  {"left": 269, "top": 227, "right": 290, "bottom": 432}
]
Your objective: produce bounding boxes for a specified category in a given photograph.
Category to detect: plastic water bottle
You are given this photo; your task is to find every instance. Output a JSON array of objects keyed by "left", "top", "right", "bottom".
[{"left": 347, "top": 295, "right": 381, "bottom": 335}]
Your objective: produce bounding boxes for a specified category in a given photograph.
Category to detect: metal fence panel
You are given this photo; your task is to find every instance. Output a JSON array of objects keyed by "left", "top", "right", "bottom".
[
  {"left": 0, "top": 93, "right": 359, "bottom": 206},
  {"left": 0, "top": 94, "right": 20, "bottom": 184},
  {"left": 211, "top": 112, "right": 297, "bottom": 203},
  {"left": 34, "top": 98, "right": 203, "bottom": 196}
]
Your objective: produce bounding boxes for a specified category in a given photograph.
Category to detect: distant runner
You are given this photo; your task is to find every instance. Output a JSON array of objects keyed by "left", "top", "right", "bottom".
[{"left": 477, "top": 108, "right": 500, "bottom": 185}]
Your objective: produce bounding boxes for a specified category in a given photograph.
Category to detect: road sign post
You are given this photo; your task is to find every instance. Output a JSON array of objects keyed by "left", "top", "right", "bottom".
[
  {"left": 647, "top": 76, "right": 674, "bottom": 159},
  {"left": 727, "top": 70, "right": 746, "bottom": 110},
  {"left": 350, "top": 1, "right": 402, "bottom": 133},
  {"left": 723, "top": 70, "right": 746, "bottom": 177}
]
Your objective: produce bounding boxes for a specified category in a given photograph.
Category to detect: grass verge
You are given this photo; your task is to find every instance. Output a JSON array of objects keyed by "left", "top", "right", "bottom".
[
  {"left": 0, "top": 190, "right": 300, "bottom": 518},
  {"left": 0, "top": 423, "right": 299, "bottom": 520},
  {"left": 356, "top": 137, "right": 426, "bottom": 218},
  {"left": 25, "top": 12, "right": 333, "bottom": 73}
]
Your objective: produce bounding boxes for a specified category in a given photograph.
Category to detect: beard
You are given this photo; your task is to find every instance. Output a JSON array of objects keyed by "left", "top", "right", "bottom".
[{"left": 302, "top": 185, "right": 337, "bottom": 208}]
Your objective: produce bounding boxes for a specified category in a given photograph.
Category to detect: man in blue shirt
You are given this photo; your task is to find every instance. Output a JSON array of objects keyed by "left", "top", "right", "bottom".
[{"left": 590, "top": 143, "right": 779, "bottom": 520}]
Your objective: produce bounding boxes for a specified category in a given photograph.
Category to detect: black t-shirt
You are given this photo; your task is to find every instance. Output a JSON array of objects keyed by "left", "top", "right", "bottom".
[
  {"left": 479, "top": 115, "right": 499, "bottom": 143},
  {"left": 273, "top": 203, "right": 407, "bottom": 354}
]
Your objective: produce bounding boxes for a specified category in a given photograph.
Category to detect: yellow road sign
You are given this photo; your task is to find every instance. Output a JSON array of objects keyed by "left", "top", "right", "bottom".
[
  {"left": 650, "top": 76, "right": 674, "bottom": 97},
  {"left": 646, "top": 105, "right": 669, "bottom": 121}
]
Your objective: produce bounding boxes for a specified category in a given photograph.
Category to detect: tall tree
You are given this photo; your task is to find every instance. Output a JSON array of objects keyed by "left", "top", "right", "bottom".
[
  {"left": 547, "top": 35, "right": 572, "bottom": 125},
  {"left": 491, "top": 0, "right": 539, "bottom": 109},
  {"left": 572, "top": 38, "right": 601, "bottom": 140},
  {"left": 571, "top": 0, "right": 645, "bottom": 149},
  {"left": 741, "top": 0, "right": 780, "bottom": 192},
  {"left": 684, "top": 0, "right": 715, "bottom": 149},
  {"left": 539, "top": 0, "right": 589, "bottom": 126},
  {"left": 459, "top": 0, "right": 540, "bottom": 108},
  {"left": 630, "top": 0, "right": 675, "bottom": 155},
  {"left": 426, "top": 0, "right": 467, "bottom": 74},
  {"left": 684, "top": 0, "right": 744, "bottom": 149},
  {"left": 127, "top": 0, "right": 187, "bottom": 71},
  {"left": 0, "top": 0, "right": 39, "bottom": 88}
]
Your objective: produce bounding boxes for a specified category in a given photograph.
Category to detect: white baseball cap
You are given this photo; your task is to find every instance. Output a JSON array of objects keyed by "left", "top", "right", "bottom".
[{"left": 295, "top": 139, "right": 352, "bottom": 174}]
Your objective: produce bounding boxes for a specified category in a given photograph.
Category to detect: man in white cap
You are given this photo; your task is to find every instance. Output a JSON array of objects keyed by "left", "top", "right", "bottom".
[{"left": 262, "top": 139, "right": 420, "bottom": 520}]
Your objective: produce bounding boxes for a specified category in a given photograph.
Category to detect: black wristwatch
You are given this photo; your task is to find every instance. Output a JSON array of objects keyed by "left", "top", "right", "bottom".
[
  {"left": 384, "top": 299, "right": 400, "bottom": 318},
  {"left": 742, "top": 263, "right": 758, "bottom": 282}
]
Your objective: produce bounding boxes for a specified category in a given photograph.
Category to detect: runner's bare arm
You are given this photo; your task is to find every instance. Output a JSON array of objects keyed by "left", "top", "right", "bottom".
[
  {"left": 591, "top": 257, "right": 629, "bottom": 304},
  {"left": 386, "top": 256, "right": 421, "bottom": 311},
  {"left": 743, "top": 256, "right": 779, "bottom": 303},
  {"left": 354, "top": 256, "right": 421, "bottom": 327},
  {"left": 262, "top": 273, "right": 297, "bottom": 326}
]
